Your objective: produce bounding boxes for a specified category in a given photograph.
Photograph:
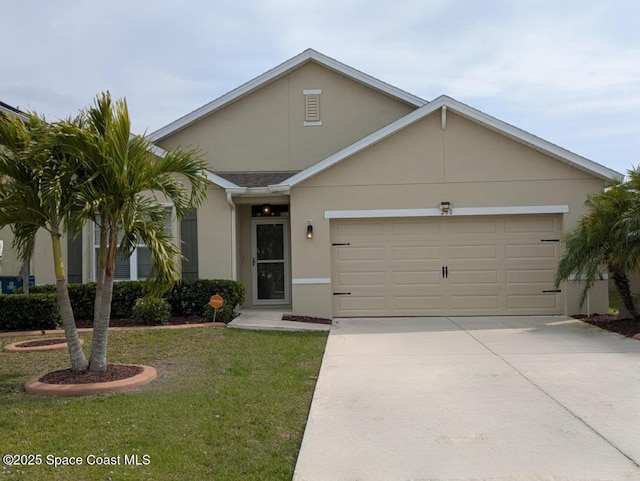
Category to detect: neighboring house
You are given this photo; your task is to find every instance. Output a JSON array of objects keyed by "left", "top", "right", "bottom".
[
  {"left": 39, "top": 49, "right": 621, "bottom": 318},
  {"left": 0, "top": 101, "right": 32, "bottom": 284}
]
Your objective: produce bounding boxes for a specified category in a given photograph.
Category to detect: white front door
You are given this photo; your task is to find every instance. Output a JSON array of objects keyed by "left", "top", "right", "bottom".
[{"left": 251, "top": 219, "right": 290, "bottom": 305}]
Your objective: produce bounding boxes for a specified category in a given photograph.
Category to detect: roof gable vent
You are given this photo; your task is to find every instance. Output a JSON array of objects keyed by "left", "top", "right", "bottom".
[{"left": 303, "top": 89, "right": 322, "bottom": 126}]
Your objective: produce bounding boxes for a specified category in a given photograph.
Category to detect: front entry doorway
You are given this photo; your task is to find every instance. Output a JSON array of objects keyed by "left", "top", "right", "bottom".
[{"left": 251, "top": 219, "right": 290, "bottom": 305}]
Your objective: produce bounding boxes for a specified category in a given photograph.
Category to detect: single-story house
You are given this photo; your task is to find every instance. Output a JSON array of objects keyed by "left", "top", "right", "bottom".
[{"left": 28, "top": 49, "right": 621, "bottom": 317}]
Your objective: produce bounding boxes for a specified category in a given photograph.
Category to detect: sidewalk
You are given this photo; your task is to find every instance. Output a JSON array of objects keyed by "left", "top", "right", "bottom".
[{"left": 228, "top": 309, "right": 331, "bottom": 332}]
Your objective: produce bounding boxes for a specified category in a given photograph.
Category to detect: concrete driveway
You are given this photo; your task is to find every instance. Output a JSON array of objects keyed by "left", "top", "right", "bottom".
[{"left": 293, "top": 316, "right": 640, "bottom": 480}]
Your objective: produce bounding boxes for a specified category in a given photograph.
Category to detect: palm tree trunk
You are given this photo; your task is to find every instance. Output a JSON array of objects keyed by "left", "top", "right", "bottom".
[
  {"left": 52, "top": 232, "right": 88, "bottom": 371},
  {"left": 93, "top": 226, "right": 107, "bottom": 324},
  {"left": 89, "top": 272, "right": 113, "bottom": 371},
  {"left": 610, "top": 266, "right": 640, "bottom": 320},
  {"left": 20, "top": 260, "right": 29, "bottom": 295},
  {"left": 90, "top": 231, "right": 116, "bottom": 372}
]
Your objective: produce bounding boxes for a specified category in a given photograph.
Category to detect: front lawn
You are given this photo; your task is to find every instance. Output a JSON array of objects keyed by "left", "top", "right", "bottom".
[{"left": 0, "top": 327, "right": 327, "bottom": 480}]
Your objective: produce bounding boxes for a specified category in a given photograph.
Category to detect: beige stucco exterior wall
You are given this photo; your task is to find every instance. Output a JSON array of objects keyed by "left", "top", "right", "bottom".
[
  {"left": 196, "top": 187, "right": 234, "bottom": 279},
  {"left": 289, "top": 111, "right": 608, "bottom": 318},
  {"left": 156, "top": 61, "right": 415, "bottom": 172},
  {"left": 11, "top": 229, "right": 62, "bottom": 287}
]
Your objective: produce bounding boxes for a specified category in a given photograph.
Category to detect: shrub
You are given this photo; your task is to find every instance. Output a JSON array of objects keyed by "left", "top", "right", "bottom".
[
  {"left": 131, "top": 297, "right": 170, "bottom": 326},
  {"left": 112, "top": 281, "right": 146, "bottom": 317},
  {"left": 166, "top": 279, "right": 245, "bottom": 322},
  {"left": 9, "top": 278, "right": 245, "bottom": 327},
  {"left": 0, "top": 294, "right": 61, "bottom": 331}
]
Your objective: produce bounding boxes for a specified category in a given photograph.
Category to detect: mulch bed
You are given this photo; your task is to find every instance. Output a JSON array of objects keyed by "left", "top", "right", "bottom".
[
  {"left": 282, "top": 314, "right": 332, "bottom": 325},
  {"left": 573, "top": 313, "right": 640, "bottom": 338},
  {"left": 39, "top": 364, "right": 143, "bottom": 384},
  {"left": 16, "top": 338, "right": 66, "bottom": 348}
]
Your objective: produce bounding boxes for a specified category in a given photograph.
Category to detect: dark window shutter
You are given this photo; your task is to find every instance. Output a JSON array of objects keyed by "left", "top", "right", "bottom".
[
  {"left": 67, "top": 232, "right": 83, "bottom": 283},
  {"left": 181, "top": 209, "right": 199, "bottom": 280}
]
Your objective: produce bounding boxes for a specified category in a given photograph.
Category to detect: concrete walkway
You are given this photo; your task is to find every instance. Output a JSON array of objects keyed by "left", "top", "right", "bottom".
[
  {"left": 293, "top": 316, "right": 640, "bottom": 480},
  {"left": 227, "top": 309, "right": 331, "bottom": 332}
]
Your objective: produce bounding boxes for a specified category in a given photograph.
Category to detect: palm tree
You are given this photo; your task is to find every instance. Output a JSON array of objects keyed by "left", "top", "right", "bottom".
[
  {"left": 0, "top": 113, "right": 89, "bottom": 370},
  {"left": 66, "top": 92, "right": 209, "bottom": 371},
  {"left": 555, "top": 180, "right": 640, "bottom": 320}
]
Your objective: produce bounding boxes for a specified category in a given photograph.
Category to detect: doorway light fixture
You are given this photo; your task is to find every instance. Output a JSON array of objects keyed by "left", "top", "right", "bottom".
[
  {"left": 262, "top": 204, "right": 271, "bottom": 215},
  {"left": 306, "top": 220, "right": 314, "bottom": 239},
  {"left": 440, "top": 201, "right": 452, "bottom": 215}
]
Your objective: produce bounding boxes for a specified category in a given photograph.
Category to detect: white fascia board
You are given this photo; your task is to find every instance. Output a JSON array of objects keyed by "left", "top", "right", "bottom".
[
  {"left": 149, "top": 49, "right": 426, "bottom": 142},
  {"left": 292, "top": 278, "right": 331, "bottom": 285},
  {"left": 148, "top": 142, "right": 168, "bottom": 158},
  {"left": 324, "top": 205, "right": 569, "bottom": 219},
  {"left": 309, "top": 50, "right": 426, "bottom": 107}
]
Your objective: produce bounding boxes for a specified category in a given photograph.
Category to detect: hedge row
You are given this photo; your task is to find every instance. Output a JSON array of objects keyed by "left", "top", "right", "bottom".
[
  {"left": 2, "top": 279, "right": 245, "bottom": 331},
  {"left": 0, "top": 294, "right": 61, "bottom": 331}
]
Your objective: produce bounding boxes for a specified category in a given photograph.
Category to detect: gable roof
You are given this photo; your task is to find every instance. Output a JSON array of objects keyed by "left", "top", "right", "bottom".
[
  {"left": 277, "top": 95, "right": 622, "bottom": 187},
  {"left": 148, "top": 48, "right": 427, "bottom": 142}
]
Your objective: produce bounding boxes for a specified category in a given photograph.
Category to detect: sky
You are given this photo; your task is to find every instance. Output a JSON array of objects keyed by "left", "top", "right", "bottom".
[{"left": 2, "top": 0, "right": 639, "bottom": 175}]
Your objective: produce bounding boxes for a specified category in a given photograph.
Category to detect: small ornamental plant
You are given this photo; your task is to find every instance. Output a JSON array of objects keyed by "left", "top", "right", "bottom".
[{"left": 131, "top": 297, "right": 171, "bottom": 326}]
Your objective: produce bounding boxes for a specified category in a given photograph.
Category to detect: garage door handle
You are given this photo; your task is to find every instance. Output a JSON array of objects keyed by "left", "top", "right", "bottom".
[
  {"left": 541, "top": 239, "right": 560, "bottom": 242},
  {"left": 332, "top": 243, "right": 351, "bottom": 246},
  {"left": 333, "top": 292, "right": 351, "bottom": 296},
  {"left": 442, "top": 266, "right": 445, "bottom": 278},
  {"left": 445, "top": 266, "right": 448, "bottom": 278},
  {"left": 542, "top": 289, "right": 562, "bottom": 293}
]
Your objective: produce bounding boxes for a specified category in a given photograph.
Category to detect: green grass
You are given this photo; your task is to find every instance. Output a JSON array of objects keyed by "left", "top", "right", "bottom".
[
  {"left": 609, "top": 289, "right": 620, "bottom": 314},
  {"left": 0, "top": 327, "right": 328, "bottom": 480}
]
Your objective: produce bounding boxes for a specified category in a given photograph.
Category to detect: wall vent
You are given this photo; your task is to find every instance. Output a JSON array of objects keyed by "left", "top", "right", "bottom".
[{"left": 303, "top": 89, "right": 322, "bottom": 126}]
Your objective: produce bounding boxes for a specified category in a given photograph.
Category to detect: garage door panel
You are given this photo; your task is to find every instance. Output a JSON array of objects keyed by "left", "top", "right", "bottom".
[
  {"left": 391, "top": 221, "right": 441, "bottom": 236},
  {"left": 507, "top": 269, "right": 556, "bottom": 284},
  {"left": 337, "top": 271, "right": 386, "bottom": 287},
  {"left": 335, "top": 222, "right": 385, "bottom": 238},
  {"left": 392, "top": 295, "right": 443, "bottom": 311},
  {"left": 392, "top": 245, "right": 441, "bottom": 260},
  {"left": 448, "top": 245, "right": 498, "bottom": 260},
  {"left": 447, "top": 219, "right": 498, "bottom": 235},
  {"left": 336, "top": 246, "right": 385, "bottom": 261},
  {"left": 505, "top": 217, "right": 558, "bottom": 234},
  {"left": 392, "top": 270, "right": 441, "bottom": 286},
  {"left": 448, "top": 270, "right": 499, "bottom": 286},
  {"left": 450, "top": 295, "right": 500, "bottom": 310},
  {"left": 506, "top": 244, "right": 557, "bottom": 259},
  {"left": 507, "top": 294, "right": 560, "bottom": 310},
  {"left": 331, "top": 215, "right": 563, "bottom": 316}
]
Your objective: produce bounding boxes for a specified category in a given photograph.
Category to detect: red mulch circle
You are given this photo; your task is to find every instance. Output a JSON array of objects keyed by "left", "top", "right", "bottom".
[
  {"left": 39, "top": 364, "right": 144, "bottom": 385},
  {"left": 16, "top": 338, "right": 67, "bottom": 348},
  {"left": 575, "top": 314, "right": 640, "bottom": 338}
]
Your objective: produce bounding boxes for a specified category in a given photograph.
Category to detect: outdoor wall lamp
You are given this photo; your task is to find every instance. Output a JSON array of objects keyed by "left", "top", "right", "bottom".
[
  {"left": 262, "top": 204, "right": 271, "bottom": 215},
  {"left": 440, "top": 201, "right": 452, "bottom": 215},
  {"left": 306, "top": 220, "right": 314, "bottom": 239}
]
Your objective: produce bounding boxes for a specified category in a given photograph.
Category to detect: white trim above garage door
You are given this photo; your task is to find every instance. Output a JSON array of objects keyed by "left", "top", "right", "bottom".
[
  {"left": 325, "top": 205, "right": 569, "bottom": 219},
  {"left": 331, "top": 214, "right": 564, "bottom": 317}
]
